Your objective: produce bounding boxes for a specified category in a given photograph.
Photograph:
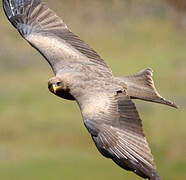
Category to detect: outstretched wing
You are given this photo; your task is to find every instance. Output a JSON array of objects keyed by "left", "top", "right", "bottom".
[
  {"left": 78, "top": 91, "right": 161, "bottom": 179},
  {"left": 3, "top": 0, "right": 111, "bottom": 75}
]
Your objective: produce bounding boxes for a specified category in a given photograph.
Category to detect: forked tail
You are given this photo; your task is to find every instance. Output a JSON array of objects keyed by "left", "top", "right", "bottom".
[{"left": 117, "top": 68, "right": 177, "bottom": 108}]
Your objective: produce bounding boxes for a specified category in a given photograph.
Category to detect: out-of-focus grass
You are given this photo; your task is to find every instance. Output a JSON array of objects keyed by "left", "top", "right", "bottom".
[{"left": 0, "top": 0, "right": 186, "bottom": 180}]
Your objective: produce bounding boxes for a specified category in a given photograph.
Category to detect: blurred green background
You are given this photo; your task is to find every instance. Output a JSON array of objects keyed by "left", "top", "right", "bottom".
[{"left": 0, "top": 0, "right": 186, "bottom": 179}]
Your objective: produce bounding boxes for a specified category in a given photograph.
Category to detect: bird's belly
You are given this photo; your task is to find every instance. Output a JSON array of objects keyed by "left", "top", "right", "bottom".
[{"left": 56, "top": 90, "right": 75, "bottom": 100}]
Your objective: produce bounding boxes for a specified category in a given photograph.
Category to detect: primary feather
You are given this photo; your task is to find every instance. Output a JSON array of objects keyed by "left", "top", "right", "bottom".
[
  {"left": 3, "top": 0, "right": 177, "bottom": 179},
  {"left": 3, "top": 0, "right": 111, "bottom": 75}
]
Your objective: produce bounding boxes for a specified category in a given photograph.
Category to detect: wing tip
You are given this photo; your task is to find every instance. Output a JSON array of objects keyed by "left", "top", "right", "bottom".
[
  {"left": 3, "top": 0, "right": 11, "bottom": 19},
  {"left": 3, "top": 0, "right": 42, "bottom": 34},
  {"left": 3, "top": 0, "right": 41, "bottom": 19}
]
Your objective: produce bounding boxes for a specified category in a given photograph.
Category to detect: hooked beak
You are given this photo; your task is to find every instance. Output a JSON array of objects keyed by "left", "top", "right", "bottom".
[{"left": 51, "top": 84, "right": 60, "bottom": 94}]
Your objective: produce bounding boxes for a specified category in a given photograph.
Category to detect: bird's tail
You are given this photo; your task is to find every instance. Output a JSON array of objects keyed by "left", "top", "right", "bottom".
[{"left": 116, "top": 68, "right": 177, "bottom": 108}]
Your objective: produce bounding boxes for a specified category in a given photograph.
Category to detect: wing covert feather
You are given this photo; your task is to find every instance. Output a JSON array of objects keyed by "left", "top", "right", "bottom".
[
  {"left": 3, "top": 0, "right": 111, "bottom": 75},
  {"left": 79, "top": 91, "right": 158, "bottom": 178}
]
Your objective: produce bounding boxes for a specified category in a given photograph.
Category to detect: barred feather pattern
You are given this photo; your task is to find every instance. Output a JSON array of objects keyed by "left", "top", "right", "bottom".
[
  {"left": 3, "top": 0, "right": 111, "bottom": 74},
  {"left": 80, "top": 91, "right": 161, "bottom": 179},
  {"left": 3, "top": 1, "right": 165, "bottom": 179}
]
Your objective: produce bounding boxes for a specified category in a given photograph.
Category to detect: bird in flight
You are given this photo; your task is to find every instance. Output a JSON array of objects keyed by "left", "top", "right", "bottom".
[{"left": 3, "top": 0, "right": 177, "bottom": 179}]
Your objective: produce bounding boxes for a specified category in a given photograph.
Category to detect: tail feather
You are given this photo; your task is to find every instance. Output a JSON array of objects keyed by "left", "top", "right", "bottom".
[{"left": 117, "top": 68, "right": 177, "bottom": 108}]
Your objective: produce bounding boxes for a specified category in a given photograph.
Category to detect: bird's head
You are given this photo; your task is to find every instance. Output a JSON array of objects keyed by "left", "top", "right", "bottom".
[
  {"left": 48, "top": 76, "right": 74, "bottom": 100},
  {"left": 48, "top": 77, "right": 67, "bottom": 95}
]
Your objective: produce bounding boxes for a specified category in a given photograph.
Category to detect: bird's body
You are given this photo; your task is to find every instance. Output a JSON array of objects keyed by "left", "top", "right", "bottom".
[{"left": 3, "top": 0, "right": 177, "bottom": 179}]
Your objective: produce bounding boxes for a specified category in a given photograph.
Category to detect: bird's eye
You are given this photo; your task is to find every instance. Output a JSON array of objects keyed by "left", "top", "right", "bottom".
[{"left": 56, "top": 82, "right": 61, "bottom": 86}]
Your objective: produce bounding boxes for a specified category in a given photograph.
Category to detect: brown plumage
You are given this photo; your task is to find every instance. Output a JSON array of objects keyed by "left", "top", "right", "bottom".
[{"left": 3, "top": 0, "right": 177, "bottom": 179}]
